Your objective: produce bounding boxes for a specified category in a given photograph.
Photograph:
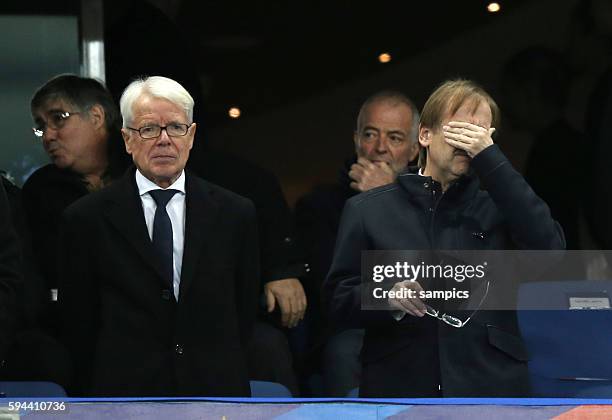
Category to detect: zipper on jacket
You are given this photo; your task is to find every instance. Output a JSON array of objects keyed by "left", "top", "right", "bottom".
[{"left": 428, "top": 186, "right": 444, "bottom": 249}]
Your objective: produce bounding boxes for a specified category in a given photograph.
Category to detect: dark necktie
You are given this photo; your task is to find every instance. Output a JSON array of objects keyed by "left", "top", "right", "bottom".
[{"left": 149, "top": 189, "right": 179, "bottom": 286}]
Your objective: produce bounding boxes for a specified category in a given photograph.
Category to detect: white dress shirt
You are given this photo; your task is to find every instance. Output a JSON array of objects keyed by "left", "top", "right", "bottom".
[{"left": 136, "top": 169, "right": 186, "bottom": 301}]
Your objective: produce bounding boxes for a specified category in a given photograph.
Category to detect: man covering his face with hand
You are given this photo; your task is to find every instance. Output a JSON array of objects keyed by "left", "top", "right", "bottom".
[{"left": 324, "top": 79, "right": 564, "bottom": 398}]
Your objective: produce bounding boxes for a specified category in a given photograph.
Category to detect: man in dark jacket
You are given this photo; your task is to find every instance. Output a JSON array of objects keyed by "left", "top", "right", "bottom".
[
  {"left": 23, "top": 75, "right": 127, "bottom": 333},
  {"left": 0, "top": 181, "right": 21, "bottom": 370},
  {"left": 59, "top": 76, "right": 258, "bottom": 396},
  {"left": 324, "top": 79, "right": 565, "bottom": 397},
  {"left": 296, "top": 90, "right": 419, "bottom": 396}
]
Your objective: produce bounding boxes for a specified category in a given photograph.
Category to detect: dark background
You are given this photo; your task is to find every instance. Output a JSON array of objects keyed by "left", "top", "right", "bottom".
[{"left": 2, "top": 0, "right": 610, "bottom": 212}]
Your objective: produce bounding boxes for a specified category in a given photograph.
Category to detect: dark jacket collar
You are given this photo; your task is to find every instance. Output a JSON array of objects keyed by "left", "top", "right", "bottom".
[
  {"left": 102, "top": 167, "right": 169, "bottom": 287},
  {"left": 397, "top": 166, "right": 481, "bottom": 205}
]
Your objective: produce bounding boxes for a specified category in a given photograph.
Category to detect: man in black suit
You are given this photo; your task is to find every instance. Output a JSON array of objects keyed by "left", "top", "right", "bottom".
[
  {"left": 0, "top": 181, "right": 21, "bottom": 371},
  {"left": 59, "top": 76, "right": 259, "bottom": 397},
  {"left": 325, "top": 79, "right": 565, "bottom": 397}
]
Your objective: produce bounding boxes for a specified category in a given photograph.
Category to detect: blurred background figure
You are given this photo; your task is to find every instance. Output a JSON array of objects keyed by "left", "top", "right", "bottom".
[
  {"left": 22, "top": 75, "right": 126, "bottom": 335},
  {"left": 2, "top": 75, "right": 126, "bottom": 388},
  {"left": 575, "top": 0, "right": 612, "bottom": 251},
  {"left": 500, "top": 46, "right": 582, "bottom": 249}
]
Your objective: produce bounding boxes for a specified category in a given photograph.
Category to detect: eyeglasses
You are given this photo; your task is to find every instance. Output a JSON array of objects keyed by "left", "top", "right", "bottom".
[
  {"left": 126, "top": 123, "right": 191, "bottom": 140},
  {"left": 424, "top": 280, "right": 490, "bottom": 328},
  {"left": 32, "top": 111, "right": 81, "bottom": 138}
]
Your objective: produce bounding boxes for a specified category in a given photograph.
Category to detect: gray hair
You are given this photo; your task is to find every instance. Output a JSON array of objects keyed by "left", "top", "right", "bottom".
[
  {"left": 356, "top": 90, "right": 420, "bottom": 144},
  {"left": 119, "top": 76, "right": 194, "bottom": 127}
]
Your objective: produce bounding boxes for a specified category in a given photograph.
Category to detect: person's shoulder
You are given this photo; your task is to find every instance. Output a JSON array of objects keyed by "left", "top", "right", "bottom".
[
  {"left": 23, "top": 164, "right": 82, "bottom": 193},
  {"left": 62, "top": 187, "right": 104, "bottom": 218},
  {"left": 188, "top": 172, "right": 254, "bottom": 211},
  {"left": 22, "top": 164, "right": 58, "bottom": 188},
  {"left": 62, "top": 175, "right": 129, "bottom": 220},
  {"left": 348, "top": 182, "right": 402, "bottom": 208}
]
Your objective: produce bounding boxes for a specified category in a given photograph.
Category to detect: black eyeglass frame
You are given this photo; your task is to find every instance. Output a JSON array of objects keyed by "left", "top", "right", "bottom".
[
  {"left": 126, "top": 123, "right": 192, "bottom": 140},
  {"left": 32, "top": 111, "right": 81, "bottom": 138}
]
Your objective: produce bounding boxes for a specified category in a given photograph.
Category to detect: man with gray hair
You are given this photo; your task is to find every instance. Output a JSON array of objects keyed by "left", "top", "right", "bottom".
[
  {"left": 349, "top": 90, "right": 420, "bottom": 192},
  {"left": 295, "top": 90, "right": 419, "bottom": 396},
  {"left": 59, "top": 76, "right": 259, "bottom": 396}
]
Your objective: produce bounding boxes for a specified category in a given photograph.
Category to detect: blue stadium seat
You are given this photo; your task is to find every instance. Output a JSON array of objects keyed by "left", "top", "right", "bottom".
[
  {"left": 249, "top": 380, "right": 293, "bottom": 397},
  {"left": 0, "top": 381, "right": 67, "bottom": 397},
  {"left": 517, "top": 281, "right": 612, "bottom": 398},
  {"left": 346, "top": 387, "right": 359, "bottom": 398}
]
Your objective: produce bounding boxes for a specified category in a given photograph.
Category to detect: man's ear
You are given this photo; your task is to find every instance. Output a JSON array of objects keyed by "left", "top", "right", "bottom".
[
  {"left": 88, "top": 104, "right": 106, "bottom": 130},
  {"left": 418, "top": 125, "right": 432, "bottom": 148},
  {"left": 121, "top": 128, "right": 132, "bottom": 154}
]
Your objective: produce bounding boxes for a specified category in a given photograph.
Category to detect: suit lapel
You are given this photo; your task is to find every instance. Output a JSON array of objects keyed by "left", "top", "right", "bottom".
[
  {"left": 103, "top": 169, "right": 171, "bottom": 288},
  {"left": 179, "top": 173, "right": 220, "bottom": 298}
]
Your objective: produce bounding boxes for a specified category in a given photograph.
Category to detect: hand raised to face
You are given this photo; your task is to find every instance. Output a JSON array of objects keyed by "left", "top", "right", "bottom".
[
  {"left": 349, "top": 157, "right": 397, "bottom": 192},
  {"left": 442, "top": 121, "right": 495, "bottom": 158}
]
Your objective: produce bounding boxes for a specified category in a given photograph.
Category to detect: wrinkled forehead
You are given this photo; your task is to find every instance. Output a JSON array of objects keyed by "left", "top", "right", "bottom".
[{"left": 443, "top": 97, "right": 492, "bottom": 129}]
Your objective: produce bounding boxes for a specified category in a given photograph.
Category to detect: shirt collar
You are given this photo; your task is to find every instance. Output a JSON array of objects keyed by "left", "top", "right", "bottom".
[{"left": 135, "top": 169, "right": 186, "bottom": 196}]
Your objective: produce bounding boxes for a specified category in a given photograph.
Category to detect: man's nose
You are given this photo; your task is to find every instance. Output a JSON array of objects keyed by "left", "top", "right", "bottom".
[
  {"left": 155, "top": 128, "right": 172, "bottom": 144},
  {"left": 41, "top": 127, "right": 58, "bottom": 144},
  {"left": 375, "top": 136, "right": 389, "bottom": 153}
]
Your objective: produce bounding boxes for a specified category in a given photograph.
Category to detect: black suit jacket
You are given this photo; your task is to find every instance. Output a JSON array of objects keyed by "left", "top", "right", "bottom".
[
  {"left": 22, "top": 165, "right": 89, "bottom": 333},
  {"left": 22, "top": 165, "right": 89, "bottom": 294},
  {"left": 59, "top": 169, "right": 259, "bottom": 397}
]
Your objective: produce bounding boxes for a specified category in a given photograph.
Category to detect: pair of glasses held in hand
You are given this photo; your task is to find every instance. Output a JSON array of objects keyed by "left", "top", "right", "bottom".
[{"left": 424, "top": 280, "right": 491, "bottom": 328}]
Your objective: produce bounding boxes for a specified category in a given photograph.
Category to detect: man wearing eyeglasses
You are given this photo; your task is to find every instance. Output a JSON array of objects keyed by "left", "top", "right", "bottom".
[
  {"left": 58, "top": 76, "right": 258, "bottom": 397},
  {"left": 324, "top": 79, "right": 565, "bottom": 397},
  {"left": 23, "top": 75, "right": 128, "bottom": 337}
]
